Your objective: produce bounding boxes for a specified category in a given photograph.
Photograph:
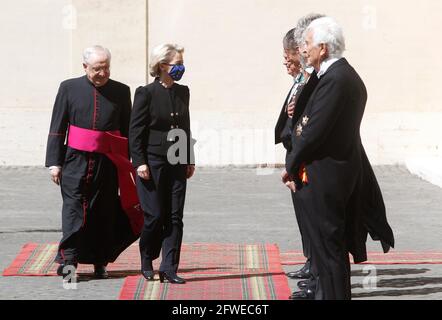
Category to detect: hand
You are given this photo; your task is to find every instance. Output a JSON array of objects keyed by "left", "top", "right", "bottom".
[
  {"left": 186, "top": 165, "right": 195, "bottom": 179},
  {"left": 281, "top": 169, "right": 291, "bottom": 184},
  {"left": 137, "top": 164, "right": 150, "bottom": 180},
  {"left": 50, "top": 167, "right": 62, "bottom": 185},
  {"left": 287, "top": 101, "right": 295, "bottom": 118},
  {"left": 285, "top": 180, "right": 297, "bottom": 193},
  {"left": 281, "top": 169, "right": 296, "bottom": 192}
]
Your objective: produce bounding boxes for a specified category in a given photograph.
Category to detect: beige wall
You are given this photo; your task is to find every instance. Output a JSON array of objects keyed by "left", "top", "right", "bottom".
[
  {"left": 0, "top": 0, "right": 146, "bottom": 165},
  {"left": 69, "top": 0, "right": 147, "bottom": 89},
  {"left": 1, "top": 0, "right": 441, "bottom": 166},
  {"left": 1, "top": 0, "right": 71, "bottom": 109},
  {"left": 148, "top": 0, "right": 442, "bottom": 166}
]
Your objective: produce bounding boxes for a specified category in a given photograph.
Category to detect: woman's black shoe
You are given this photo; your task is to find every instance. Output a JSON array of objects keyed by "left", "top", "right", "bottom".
[
  {"left": 141, "top": 260, "right": 154, "bottom": 280},
  {"left": 141, "top": 270, "right": 155, "bottom": 280},
  {"left": 159, "top": 271, "right": 186, "bottom": 284}
]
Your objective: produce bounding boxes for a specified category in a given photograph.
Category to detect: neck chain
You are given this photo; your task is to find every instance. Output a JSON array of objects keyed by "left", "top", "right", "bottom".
[{"left": 159, "top": 78, "right": 173, "bottom": 89}]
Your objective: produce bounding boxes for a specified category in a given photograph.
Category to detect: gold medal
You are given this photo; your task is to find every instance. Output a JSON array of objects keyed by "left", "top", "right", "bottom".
[
  {"left": 296, "top": 124, "right": 303, "bottom": 136},
  {"left": 302, "top": 115, "right": 309, "bottom": 126}
]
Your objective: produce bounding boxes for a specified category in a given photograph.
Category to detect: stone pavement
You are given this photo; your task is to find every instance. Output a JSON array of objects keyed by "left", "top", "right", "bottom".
[{"left": 0, "top": 165, "right": 441, "bottom": 300}]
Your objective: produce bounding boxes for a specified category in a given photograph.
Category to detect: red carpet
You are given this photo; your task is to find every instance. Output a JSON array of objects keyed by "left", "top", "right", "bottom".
[
  {"left": 4, "top": 243, "right": 442, "bottom": 277},
  {"left": 5, "top": 243, "right": 442, "bottom": 277},
  {"left": 3, "top": 242, "right": 291, "bottom": 300},
  {"left": 5, "top": 243, "right": 441, "bottom": 300},
  {"left": 280, "top": 250, "right": 442, "bottom": 265},
  {"left": 3, "top": 243, "right": 284, "bottom": 276},
  {"left": 118, "top": 243, "right": 290, "bottom": 300},
  {"left": 119, "top": 272, "right": 289, "bottom": 300}
]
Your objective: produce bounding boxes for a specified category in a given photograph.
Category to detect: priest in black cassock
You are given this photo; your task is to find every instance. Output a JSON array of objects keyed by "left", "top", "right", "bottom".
[{"left": 45, "top": 45, "right": 142, "bottom": 279}]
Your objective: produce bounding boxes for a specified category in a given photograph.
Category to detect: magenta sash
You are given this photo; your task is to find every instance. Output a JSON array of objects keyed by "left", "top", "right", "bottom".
[{"left": 67, "top": 125, "right": 143, "bottom": 236}]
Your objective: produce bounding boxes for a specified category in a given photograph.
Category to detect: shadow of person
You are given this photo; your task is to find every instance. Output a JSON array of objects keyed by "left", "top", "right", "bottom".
[
  {"left": 183, "top": 271, "right": 286, "bottom": 283},
  {"left": 352, "top": 276, "right": 442, "bottom": 289},
  {"left": 352, "top": 286, "right": 442, "bottom": 298},
  {"left": 351, "top": 267, "right": 430, "bottom": 277},
  {"left": 351, "top": 267, "right": 442, "bottom": 298},
  {"left": 76, "top": 266, "right": 236, "bottom": 281}
]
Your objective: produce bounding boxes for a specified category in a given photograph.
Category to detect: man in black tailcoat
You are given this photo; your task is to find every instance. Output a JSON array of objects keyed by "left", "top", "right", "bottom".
[{"left": 283, "top": 17, "right": 394, "bottom": 300}]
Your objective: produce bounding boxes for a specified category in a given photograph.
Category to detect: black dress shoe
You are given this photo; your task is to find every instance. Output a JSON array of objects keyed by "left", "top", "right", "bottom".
[
  {"left": 287, "top": 260, "right": 311, "bottom": 279},
  {"left": 159, "top": 271, "right": 186, "bottom": 284},
  {"left": 297, "top": 279, "right": 310, "bottom": 289},
  {"left": 141, "top": 260, "right": 154, "bottom": 280},
  {"left": 57, "top": 264, "right": 65, "bottom": 276},
  {"left": 286, "top": 269, "right": 312, "bottom": 279},
  {"left": 93, "top": 265, "right": 109, "bottom": 279},
  {"left": 141, "top": 270, "right": 155, "bottom": 280},
  {"left": 289, "top": 288, "right": 315, "bottom": 300},
  {"left": 57, "top": 262, "right": 78, "bottom": 279}
]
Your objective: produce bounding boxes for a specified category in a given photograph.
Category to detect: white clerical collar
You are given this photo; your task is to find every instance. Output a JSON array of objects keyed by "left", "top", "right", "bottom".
[{"left": 317, "top": 57, "right": 342, "bottom": 78}]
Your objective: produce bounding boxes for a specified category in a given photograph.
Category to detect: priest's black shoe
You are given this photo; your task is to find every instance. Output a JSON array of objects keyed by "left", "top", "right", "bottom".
[
  {"left": 93, "top": 265, "right": 109, "bottom": 279},
  {"left": 297, "top": 279, "right": 310, "bottom": 289},
  {"left": 57, "top": 261, "right": 77, "bottom": 279},
  {"left": 289, "top": 288, "right": 315, "bottom": 300},
  {"left": 159, "top": 271, "right": 186, "bottom": 284},
  {"left": 56, "top": 264, "right": 64, "bottom": 276}
]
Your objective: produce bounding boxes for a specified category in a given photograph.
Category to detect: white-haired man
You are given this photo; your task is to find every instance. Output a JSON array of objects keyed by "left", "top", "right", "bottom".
[
  {"left": 46, "top": 45, "right": 142, "bottom": 279},
  {"left": 284, "top": 17, "right": 394, "bottom": 299}
]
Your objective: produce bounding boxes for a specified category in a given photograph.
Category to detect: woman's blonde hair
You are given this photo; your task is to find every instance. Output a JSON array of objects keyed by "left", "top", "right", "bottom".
[{"left": 149, "top": 43, "right": 184, "bottom": 77}]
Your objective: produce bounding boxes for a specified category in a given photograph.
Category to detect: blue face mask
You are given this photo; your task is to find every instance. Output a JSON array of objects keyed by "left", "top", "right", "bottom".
[{"left": 168, "top": 64, "right": 185, "bottom": 81}]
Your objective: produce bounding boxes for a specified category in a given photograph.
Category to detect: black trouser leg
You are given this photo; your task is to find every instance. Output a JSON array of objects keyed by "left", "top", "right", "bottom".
[
  {"left": 160, "top": 164, "right": 187, "bottom": 272},
  {"left": 313, "top": 245, "right": 351, "bottom": 300},
  {"left": 136, "top": 158, "right": 167, "bottom": 271},
  {"left": 305, "top": 195, "right": 351, "bottom": 300},
  {"left": 291, "top": 190, "right": 311, "bottom": 261},
  {"left": 136, "top": 154, "right": 187, "bottom": 273},
  {"left": 294, "top": 187, "right": 317, "bottom": 287}
]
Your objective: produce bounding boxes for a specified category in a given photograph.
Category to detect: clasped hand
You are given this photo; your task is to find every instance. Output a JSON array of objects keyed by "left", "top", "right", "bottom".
[
  {"left": 137, "top": 164, "right": 195, "bottom": 180},
  {"left": 281, "top": 169, "right": 296, "bottom": 192}
]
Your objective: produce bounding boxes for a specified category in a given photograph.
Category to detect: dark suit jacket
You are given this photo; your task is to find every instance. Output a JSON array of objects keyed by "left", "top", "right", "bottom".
[
  {"left": 274, "top": 83, "right": 295, "bottom": 147},
  {"left": 129, "top": 79, "right": 194, "bottom": 168},
  {"left": 285, "top": 58, "right": 394, "bottom": 262},
  {"left": 275, "top": 72, "right": 319, "bottom": 151}
]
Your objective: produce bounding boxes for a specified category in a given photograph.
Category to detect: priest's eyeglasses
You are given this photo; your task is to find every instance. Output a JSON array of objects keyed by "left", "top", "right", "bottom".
[{"left": 91, "top": 66, "right": 110, "bottom": 73}]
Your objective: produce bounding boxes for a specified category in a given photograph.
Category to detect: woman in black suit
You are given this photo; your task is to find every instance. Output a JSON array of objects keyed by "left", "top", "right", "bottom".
[{"left": 129, "top": 43, "right": 195, "bottom": 284}]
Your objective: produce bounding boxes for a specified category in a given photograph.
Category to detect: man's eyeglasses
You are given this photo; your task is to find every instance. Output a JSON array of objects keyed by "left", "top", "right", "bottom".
[{"left": 91, "top": 67, "right": 110, "bottom": 73}]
